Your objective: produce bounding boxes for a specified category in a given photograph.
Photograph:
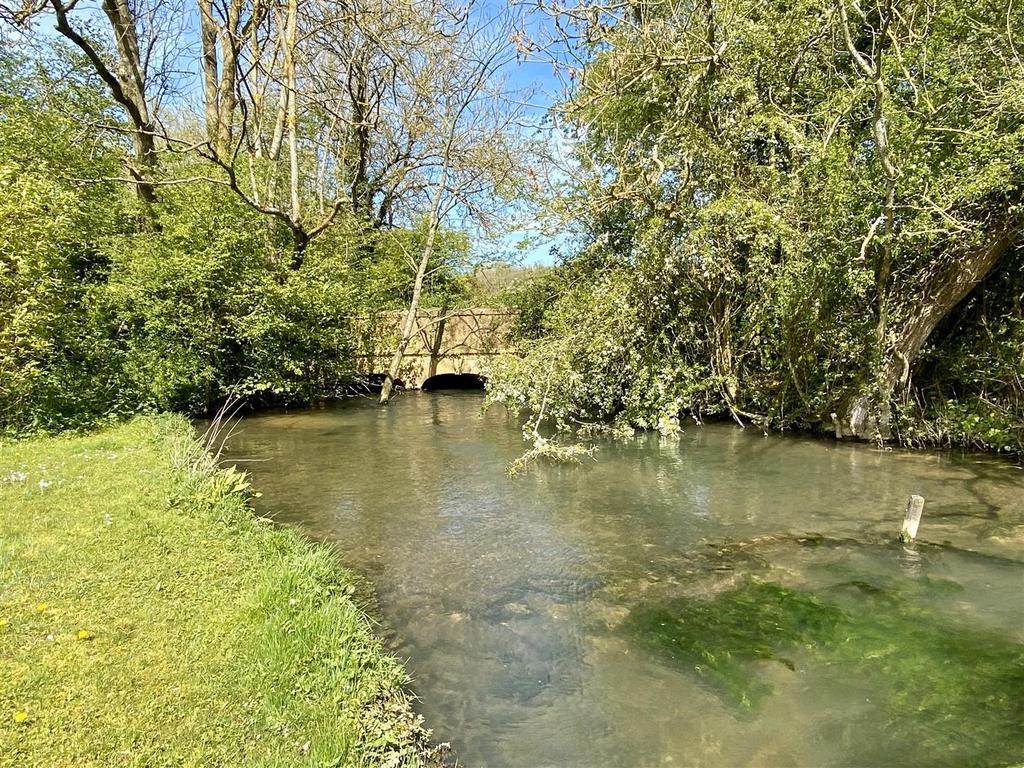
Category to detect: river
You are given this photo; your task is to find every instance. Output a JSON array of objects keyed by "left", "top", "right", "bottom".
[{"left": 222, "top": 392, "right": 1024, "bottom": 767}]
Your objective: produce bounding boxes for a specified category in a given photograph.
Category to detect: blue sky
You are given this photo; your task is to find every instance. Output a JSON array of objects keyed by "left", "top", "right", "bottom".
[{"left": 472, "top": 0, "right": 574, "bottom": 267}]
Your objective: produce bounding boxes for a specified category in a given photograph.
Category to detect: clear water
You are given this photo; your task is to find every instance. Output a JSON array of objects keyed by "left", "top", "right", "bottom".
[{"left": 221, "top": 392, "right": 1024, "bottom": 767}]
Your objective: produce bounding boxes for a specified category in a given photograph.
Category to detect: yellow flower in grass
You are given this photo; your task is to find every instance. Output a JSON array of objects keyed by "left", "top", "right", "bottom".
[
  {"left": 35, "top": 602, "right": 48, "bottom": 613},
  {"left": 77, "top": 629, "right": 94, "bottom": 641},
  {"left": 14, "top": 711, "right": 29, "bottom": 724}
]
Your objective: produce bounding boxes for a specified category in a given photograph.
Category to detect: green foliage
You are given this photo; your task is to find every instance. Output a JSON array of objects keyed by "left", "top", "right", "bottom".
[
  {"left": 368, "top": 224, "right": 475, "bottom": 310},
  {"left": 505, "top": 434, "right": 595, "bottom": 478},
  {"left": 0, "top": 47, "right": 494, "bottom": 433},
  {"left": 100, "top": 176, "right": 364, "bottom": 413},
  {"left": 495, "top": 262, "right": 567, "bottom": 340},
  {"left": 0, "top": 415, "right": 439, "bottom": 766},
  {"left": 463, "top": 262, "right": 554, "bottom": 309},
  {"left": 0, "top": 53, "right": 132, "bottom": 433},
  {"left": 488, "top": 0, "right": 1024, "bottom": 449}
]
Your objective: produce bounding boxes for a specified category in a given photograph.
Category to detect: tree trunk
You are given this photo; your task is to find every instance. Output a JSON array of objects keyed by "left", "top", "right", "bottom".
[
  {"left": 283, "top": 0, "right": 301, "bottom": 229},
  {"left": 199, "top": 0, "right": 245, "bottom": 156},
  {"left": 348, "top": 52, "right": 374, "bottom": 219},
  {"left": 289, "top": 226, "right": 310, "bottom": 271},
  {"left": 101, "top": 0, "right": 158, "bottom": 209},
  {"left": 835, "top": 0, "right": 900, "bottom": 439},
  {"left": 379, "top": 229, "right": 436, "bottom": 405},
  {"left": 198, "top": 0, "right": 222, "bottom": 147},
  {"left": 51, "top": 0, "right": 159, "bottom": 216},
  {"left": 215, "top": 0, "right": 241, "bottom": 155},
  {"left": 831, "top": 227, "right": 1019, "bottom": 439},
  {"left": 379, "top": 166, "right": 449, "bottom": 405}
]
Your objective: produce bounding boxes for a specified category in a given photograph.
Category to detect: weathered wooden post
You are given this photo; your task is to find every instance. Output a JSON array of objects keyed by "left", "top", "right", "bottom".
[{"left": 899, "top": 495, "right": 925, "bottom": 543}]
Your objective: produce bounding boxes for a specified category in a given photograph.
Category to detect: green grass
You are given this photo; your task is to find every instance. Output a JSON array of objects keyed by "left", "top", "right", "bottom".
[{"left": 0, "top": 415, "right": 438, "bottom": 767}]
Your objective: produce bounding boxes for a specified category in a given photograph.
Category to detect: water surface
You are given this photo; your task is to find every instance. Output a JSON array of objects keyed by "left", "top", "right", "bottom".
[{"left": 222, "top": 393, "right": 1024, "bottom": 767}]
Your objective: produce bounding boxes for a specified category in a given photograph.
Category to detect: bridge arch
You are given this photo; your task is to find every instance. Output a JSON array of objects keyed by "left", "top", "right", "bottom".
[{"left": 421, "top": 373, "right": 486, "bottom": 392}]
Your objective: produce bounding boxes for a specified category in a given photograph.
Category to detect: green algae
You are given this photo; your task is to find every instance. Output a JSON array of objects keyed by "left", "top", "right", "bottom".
[
  {"left": 627, "top": 582, "right": 842, "bottom": 712},
  {"left": 627, "top": 578, "right": 1024, "bottom": 766}
]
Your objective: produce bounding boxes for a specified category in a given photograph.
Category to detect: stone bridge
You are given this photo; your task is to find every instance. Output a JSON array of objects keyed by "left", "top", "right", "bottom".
[{"left": 356, "top": 307, "right": 517, "bottom": 390}]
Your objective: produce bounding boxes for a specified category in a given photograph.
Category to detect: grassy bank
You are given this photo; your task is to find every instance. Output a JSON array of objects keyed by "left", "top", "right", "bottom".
[{"left": 0, "top": 415, "right": 437, "bottom": 767}]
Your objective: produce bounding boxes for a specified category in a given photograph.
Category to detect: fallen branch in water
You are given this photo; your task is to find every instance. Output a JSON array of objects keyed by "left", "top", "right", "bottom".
[
  {"left": 506, "top": 436, "right": 595, "bottom": 478},
  {"left": 506, "top": 365, "right": 595, "bottom": 477}
]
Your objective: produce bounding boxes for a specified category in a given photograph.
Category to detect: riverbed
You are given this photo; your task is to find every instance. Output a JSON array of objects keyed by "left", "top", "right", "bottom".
[{"left": 222, "top": 392, "right": 1024, "bottom": 767}]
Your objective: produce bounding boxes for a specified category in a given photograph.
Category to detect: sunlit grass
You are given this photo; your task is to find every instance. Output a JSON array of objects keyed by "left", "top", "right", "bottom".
[{"left": 0, "top": 415, "right": 436, "bottom": 767}]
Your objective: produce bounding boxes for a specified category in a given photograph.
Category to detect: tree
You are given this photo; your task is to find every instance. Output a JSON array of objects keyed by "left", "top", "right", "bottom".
[
  {"left": 487, "top": 0, "right": 1024, "bottom": 442},
  {"left": 4, "top": 0, "right": 508, "bottom": 265},
  {"left": 377, "top": 12, "right": 528, "bottom": 404},
  {"left": 27, "top": 0, "right": 184, "bottom": 221},
  {"left": 828, "top": 0, "right": 1023, "bottom": 438}
]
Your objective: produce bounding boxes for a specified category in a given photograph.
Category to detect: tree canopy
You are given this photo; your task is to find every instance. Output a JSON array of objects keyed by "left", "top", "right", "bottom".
[{"left": 487, "top": 0, "right": 1024, "bottom": 453}]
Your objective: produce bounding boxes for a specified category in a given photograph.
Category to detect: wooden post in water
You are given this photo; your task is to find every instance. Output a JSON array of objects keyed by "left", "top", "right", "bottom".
[{"left": 899, "top": 495, "right": 925, "bottom": 543}]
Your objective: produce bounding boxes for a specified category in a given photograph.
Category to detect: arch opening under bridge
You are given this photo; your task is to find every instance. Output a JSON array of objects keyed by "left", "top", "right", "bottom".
[{"left": 421, "top": 372, "right": 486, "bottom": 391}]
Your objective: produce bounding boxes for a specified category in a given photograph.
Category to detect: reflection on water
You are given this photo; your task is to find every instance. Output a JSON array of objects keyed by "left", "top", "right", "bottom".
[{"left": 220, "top": 392, "right": 1024, "bottom": 768}]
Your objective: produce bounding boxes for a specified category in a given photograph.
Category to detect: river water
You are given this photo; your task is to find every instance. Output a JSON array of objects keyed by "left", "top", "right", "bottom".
[{"left": 222, "top": 392, "right": 1024, "bottom": 767}]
